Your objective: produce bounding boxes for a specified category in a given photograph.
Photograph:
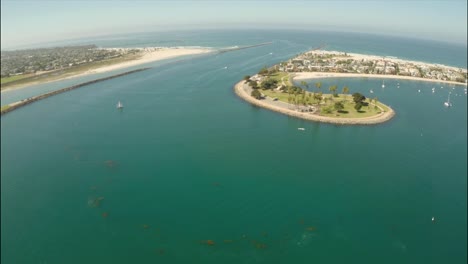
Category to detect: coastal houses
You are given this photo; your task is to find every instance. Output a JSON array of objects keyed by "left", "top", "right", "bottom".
[{"left": 276, "top": 50, "right": 467, "bottom": 84}]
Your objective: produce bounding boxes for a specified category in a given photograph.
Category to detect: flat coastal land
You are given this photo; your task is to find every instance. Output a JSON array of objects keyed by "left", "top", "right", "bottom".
[
  {"left": 283, "top": 50, "right": 467, "bottom": 86},
  {"left": 234, "top": 80, "right": 395, "bottom": 125},
  {"left": 294, "top": 72, "right": 468, "bottom": 86},
  {"left": 233, "top": 48, "right": 467, "bottom": 124},
  {"left": 1, "top": 47, "right": 212, "bottom": 91}
]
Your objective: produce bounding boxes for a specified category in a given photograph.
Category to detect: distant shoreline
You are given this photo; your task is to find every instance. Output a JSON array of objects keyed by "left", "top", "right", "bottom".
[
  {"left": 293, "top": 72, "right": 468, "bottom": 86},
  {"left": 80, "top": 47, "right": 213, "bottom": 76},
  {"left": 284, "top": 49, "right": 467, "bottom": 87},
  {"left": 1, "top": 47, "right": 213, "bottom": 92},
  {"left": 234, "top": 80, "right": 395, "bottom": 125}
]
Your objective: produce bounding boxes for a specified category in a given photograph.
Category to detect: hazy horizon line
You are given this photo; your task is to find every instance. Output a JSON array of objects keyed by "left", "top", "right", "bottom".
[{"left": 2, "top": 25, "right": 467, "bottom": 51}]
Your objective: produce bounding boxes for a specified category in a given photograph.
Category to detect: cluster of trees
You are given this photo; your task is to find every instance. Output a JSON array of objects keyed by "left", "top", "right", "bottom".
[
  {"left": 258, "top": 66, "right": 278, "bottom": 76},
  {"left": 352, "top": 92, "right": 368, "bottom": 111},
  {"left": 244, "top": 76, "right": 259, "bottom": 90},
  {"left": 246, "top": 74, "right": 377, "bottom": 114},
  {"left": 251, "top": 89, "right": 262, "bottom": 99},
  {"left": 334, "top": 101, "right": 345, "bottom": 112},
  {"left": 261, "top": 78, "right": 278, "bottom": 89},
  {"left": 286, "top": 87, "right": 316, "bottom": 108}
]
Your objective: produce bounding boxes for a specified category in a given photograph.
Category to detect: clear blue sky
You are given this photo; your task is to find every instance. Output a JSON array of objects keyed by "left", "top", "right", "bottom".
[{"left": 1, "top": 0, "right": 467, "bottom": 49}]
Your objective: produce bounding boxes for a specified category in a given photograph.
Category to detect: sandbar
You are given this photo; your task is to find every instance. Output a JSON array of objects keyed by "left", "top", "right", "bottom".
[{"left": 293, "top": 72, "right": 467, "bottom": 86}]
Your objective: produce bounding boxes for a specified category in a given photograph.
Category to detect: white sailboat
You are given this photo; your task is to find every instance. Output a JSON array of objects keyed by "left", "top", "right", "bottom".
[
  {"left": 370, "top": 89, "right": 374, "bottom": 94},
  {"left": 381, "top": 80, "right": 385, "bottom": 88},
  {"left": 444, "top": 92, "right": 452, "bottom": 107},
  {"left": 117, "top": 101, "right": 123, "bottom": 109}
]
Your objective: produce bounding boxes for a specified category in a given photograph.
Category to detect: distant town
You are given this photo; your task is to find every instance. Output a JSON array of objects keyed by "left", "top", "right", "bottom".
[
  {"left": 0, "top": 45, "right": 141, "bottom": 77},
  {"left": 277, "top": 50, "right": 467, "bottom": 84}
]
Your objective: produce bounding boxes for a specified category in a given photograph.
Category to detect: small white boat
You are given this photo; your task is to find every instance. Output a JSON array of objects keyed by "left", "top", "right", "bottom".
[
  {"left": 298, "top": 128, "right": 305, "bottom": 131},
  {"left": 418, "top": 89, "right": 421, "bottom": 93},
  {"left": 432, "top": 88, "right": 435, "bottom": 93},
  {"left": 382, "top": 80, "right": 385, "bottom": 88},
  {"left": 224, "top": 66, "right": 228, "bottom": 69},
  {"left": 117, "top": 101, "right": 123, "bottom": 109},
  {"left": 269, "top": 52, "right": 273, "bottom": 55},
  {"left": 432, "top": 217, "right": 435, "bottom": 222},
  {"left": 444, "top": 92, "right": 452, "bottom": 107},
  {"left": 370, "top": 89, "right": 374, "bottom": 94}
]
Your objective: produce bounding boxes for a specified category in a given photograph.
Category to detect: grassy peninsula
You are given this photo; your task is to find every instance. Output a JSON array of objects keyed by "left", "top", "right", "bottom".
[{"left": 235, "top": 68, "right": 395, "bottom": 125}]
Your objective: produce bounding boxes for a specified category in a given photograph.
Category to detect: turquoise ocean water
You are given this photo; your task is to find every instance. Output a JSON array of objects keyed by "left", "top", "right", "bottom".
[{"left": 1, "top": 30, "right": 467, "bottom": 263}]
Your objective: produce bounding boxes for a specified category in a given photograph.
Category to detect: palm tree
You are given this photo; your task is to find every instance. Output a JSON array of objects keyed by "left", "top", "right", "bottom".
[
  {"left": 300, "top": 81, "right": 309, "bottom": 90},
  {"left": 342, "top": 86, "right": 349, "bottom": 101},
  {"left": 314, "top": 92, "right": 322, "bottom": 105},
  {"left": 315, "top": 82, "right": 322, "bottom": 92}
]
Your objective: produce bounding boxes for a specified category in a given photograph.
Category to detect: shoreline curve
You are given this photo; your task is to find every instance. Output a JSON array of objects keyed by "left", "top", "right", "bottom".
[
  {"left": 293, "top": 72, "right": 467, "bottom": 87},
  {"left": 1, "top": 47, "right": 213, "bottom": 92},
  {"left": 234, "top": 80, "right": 395, "bottom": 125}
]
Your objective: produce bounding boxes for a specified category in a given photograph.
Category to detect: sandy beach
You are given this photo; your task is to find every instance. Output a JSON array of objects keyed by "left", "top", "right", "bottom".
[
  {"left": 83, "top": 47, "right": 213, "bottom": 75},
  {"left": 295, "top": 50, "right": 467, "bottom": 86},
  {"left": 234, "top": 81, "right": 395, "bottom": 125},
  {"left": 293, "top": 72, "right": 467, "bottom": 86},
  {"left": 305, "top": 50, "right": 467, "bottom": 72},
  {"left": 1, "top": 47, "right": 213, "bottom": 92}
]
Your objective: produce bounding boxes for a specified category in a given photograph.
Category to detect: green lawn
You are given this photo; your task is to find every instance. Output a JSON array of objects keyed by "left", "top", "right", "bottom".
[
  {"left": 266, "top": 72, "right": 291, "bottom": 86},
  {"left": 318, "top": 95, "right": 390, "bottom": 118},
  {"left": 260, "top": 89, "right": 300, "bottom": 102},
  {"left": 259, "top": 88, "right": 390, "bottom": 118},
  {"left": 1, "top": 74, "right": 34, "bottom": 85},
  {"left": 257, "top": 72, "right": 391, "bottom": 119}
]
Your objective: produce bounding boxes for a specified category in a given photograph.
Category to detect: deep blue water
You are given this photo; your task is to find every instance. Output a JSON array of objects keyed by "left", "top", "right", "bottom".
[{"left": 1, "top": 30, "right": 467, "bottom": 264}]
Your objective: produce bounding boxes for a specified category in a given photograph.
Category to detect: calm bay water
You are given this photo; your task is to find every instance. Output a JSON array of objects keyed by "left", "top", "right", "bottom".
[{"left": 1, "top": 30, "right": 467, "bottom": 264}]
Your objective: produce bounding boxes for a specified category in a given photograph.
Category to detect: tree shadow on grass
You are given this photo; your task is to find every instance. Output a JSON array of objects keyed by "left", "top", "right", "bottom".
[{"left": 337, "top": 110, "right": 349, "bottom": 114}]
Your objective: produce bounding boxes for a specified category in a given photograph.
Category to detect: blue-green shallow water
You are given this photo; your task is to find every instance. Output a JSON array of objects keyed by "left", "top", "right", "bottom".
[{"left": 1, "top": 30, "right": 467, "bottom": 264}]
